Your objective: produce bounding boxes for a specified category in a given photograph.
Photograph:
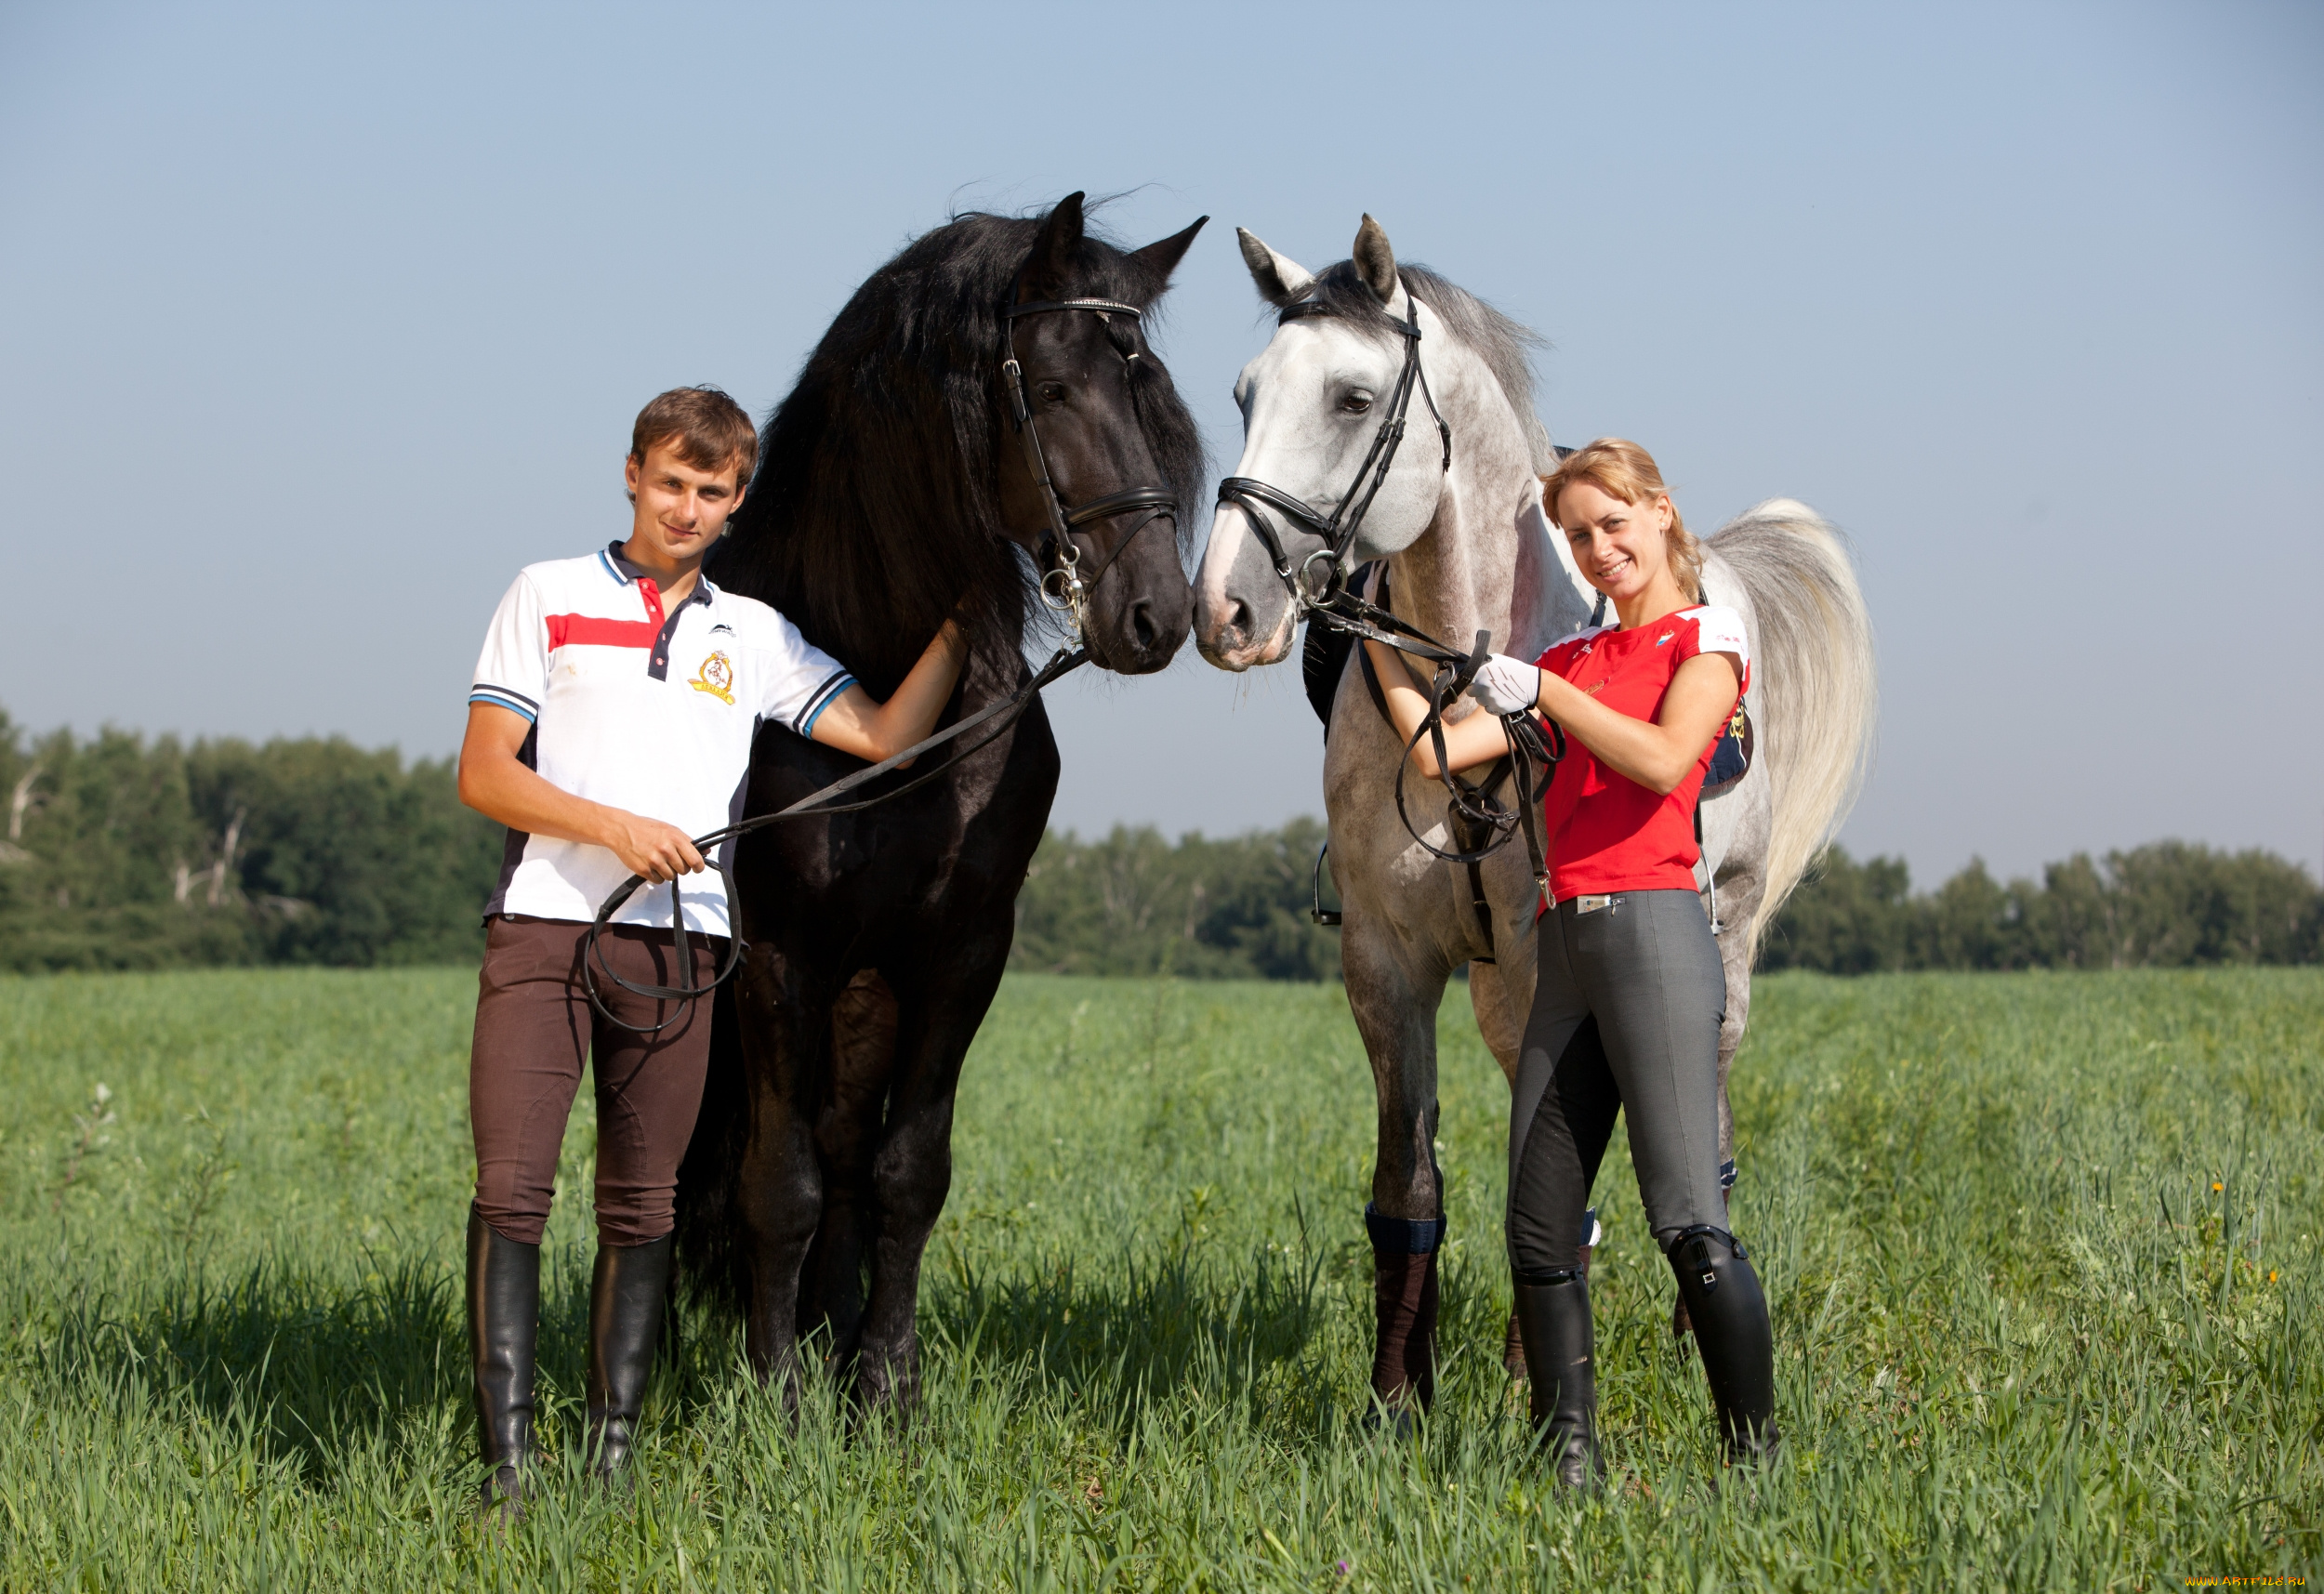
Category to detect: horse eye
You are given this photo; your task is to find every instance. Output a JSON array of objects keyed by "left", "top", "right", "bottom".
[
  {"left": 1037, "top": 382, "right": 1067, "bottom": 404},
  {"left": 1339, "top": 393, "right": 1373, "bottom": 415}
]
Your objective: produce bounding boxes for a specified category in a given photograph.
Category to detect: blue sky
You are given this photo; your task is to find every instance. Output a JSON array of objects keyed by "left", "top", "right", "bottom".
[{"left": 3, "top": 1, "right": 2317, "bottom": 885}]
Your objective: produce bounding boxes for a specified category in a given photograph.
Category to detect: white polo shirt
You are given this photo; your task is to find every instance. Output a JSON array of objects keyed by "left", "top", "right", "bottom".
[{"left": 469, "top": 543, "right": 853, "bottom": 935}]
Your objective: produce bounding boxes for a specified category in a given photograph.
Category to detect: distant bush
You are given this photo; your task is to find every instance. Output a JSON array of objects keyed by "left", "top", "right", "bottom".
[
  {"left": 0, "top": 711, "right": 501, "bottom": 971},
  {"left": 1762, "top": 842, "right": 2323, "bottom": 972},
  {"left": 7, "top": 704, "right": 2311, "bottom": 978},
  {"left": 1010, "top": 819, "right": 1340, "bottom": 982}
]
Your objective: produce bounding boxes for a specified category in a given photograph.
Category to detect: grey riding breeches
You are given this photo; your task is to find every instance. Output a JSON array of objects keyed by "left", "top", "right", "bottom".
[{"left": 1506, "top": 888, "right": 1727, "bottom": 1279}]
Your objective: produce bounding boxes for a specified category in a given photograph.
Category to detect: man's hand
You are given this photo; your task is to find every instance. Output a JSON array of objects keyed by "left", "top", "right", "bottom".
[
  {"left": 1469, "top": 654, "right": 1543, "bottom": 716},
  {"left": 600, "top": 812, "right": 706, "bottom": 884}
]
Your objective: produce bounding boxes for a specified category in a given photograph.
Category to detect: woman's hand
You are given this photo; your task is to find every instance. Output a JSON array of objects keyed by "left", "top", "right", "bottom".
[{"left": 1468, "top": 654, "right": 1542, "bottom": 716}]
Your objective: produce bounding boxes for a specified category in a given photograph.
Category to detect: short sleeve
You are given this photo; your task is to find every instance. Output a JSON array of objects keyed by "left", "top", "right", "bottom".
[
  {"left": 750, "top": 606, "right": 856, "bottom": 737},
  {"left": 470, "top": 573, "right": 549, "bottom": 722},
  {"left": 1676, "top": 605, "right": 1750, "bottom": 692}
]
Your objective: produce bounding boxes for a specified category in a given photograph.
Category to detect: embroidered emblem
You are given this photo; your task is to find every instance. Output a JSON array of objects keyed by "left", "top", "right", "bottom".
[
  {"left": 1656, "top": 632, "right": 1675, "bottom": 646},
  {"left": 689, "top": 650, "right": 735, "bottom": 705}
]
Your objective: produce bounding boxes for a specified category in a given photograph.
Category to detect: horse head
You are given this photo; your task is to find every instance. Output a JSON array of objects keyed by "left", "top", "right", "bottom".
[
  {"left": 1195, "top": 216, "right": 1460, "bottom": 670},
  {"left": 998, "top": 193, "right": 1206, "bottom": 675}
]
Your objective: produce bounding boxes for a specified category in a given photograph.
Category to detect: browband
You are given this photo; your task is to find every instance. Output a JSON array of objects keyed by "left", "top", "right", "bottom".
[{"left": 1005, "top": 298, "right": 1145, "bottom": 320}]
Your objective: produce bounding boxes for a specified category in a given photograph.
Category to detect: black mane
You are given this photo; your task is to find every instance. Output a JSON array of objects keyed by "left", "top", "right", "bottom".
[{"left": 709, "top": 207, "right": 1204, "bottom": 696}]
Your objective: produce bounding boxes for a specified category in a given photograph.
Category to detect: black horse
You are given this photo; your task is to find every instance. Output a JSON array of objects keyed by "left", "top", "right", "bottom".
[{"left": 676, "top": 195, "right": 1207, "bottom": 1411}]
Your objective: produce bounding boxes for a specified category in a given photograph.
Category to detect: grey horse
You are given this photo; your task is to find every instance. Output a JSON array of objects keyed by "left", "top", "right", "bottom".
[{"left": 1194, "top": 215, "right": 1876, "bottom": 1411}]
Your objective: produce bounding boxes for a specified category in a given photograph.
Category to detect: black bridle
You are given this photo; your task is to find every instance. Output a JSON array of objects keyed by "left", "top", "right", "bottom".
[
  {"left": 580, "top": 285, "right": 1184, "bottom": 1034},
  {"left": 1218, "top": 292, "right": 1558, "bottom": 914},
  {"left": 1001, "top": 295, "right": 1180, "bottom": 635},
  {"left": 1216, "top": 293, "right": 1450, "bottom": 613}
]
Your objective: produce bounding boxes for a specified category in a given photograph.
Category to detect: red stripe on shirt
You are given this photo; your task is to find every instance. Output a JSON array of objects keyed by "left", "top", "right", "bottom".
[{"left": 546, "top": 613, "right": 656, "bottom": 649}]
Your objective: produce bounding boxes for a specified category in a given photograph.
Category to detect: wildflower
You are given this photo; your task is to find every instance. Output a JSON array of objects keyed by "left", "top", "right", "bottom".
[{"left": 2212, "top": 1181, "right": 2223, "bottom": 1192}]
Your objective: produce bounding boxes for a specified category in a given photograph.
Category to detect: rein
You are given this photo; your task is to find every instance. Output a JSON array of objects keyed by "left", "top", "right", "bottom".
[{"left": 581, "top": 644, "right": 1089, "bottom": 1034}]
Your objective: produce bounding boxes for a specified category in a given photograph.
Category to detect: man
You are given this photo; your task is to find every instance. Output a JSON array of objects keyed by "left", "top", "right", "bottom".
[{"left": 457, "top": 387, "right": 968, "bottom": 1513}]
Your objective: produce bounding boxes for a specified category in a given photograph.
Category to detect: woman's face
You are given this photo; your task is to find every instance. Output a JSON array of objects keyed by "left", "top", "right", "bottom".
[{"left": 1556, "top": 481, "right": 1672, "bottom": 604}]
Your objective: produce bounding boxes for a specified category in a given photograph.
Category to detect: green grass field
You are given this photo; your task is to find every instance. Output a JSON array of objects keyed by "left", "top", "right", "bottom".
[{"left": 1, "top": 967, "right": 2317, "bottom": 1589}]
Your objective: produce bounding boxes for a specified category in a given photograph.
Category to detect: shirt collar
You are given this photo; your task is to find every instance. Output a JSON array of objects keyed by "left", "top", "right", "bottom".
[{"left": 601, "top": 542, "right": 716, "bottom": 608}]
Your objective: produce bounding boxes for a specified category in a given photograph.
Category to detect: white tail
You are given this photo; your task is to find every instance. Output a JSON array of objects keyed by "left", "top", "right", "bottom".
[{"left": 1710, "top": 499, "right": 1878, "bottom": 953}]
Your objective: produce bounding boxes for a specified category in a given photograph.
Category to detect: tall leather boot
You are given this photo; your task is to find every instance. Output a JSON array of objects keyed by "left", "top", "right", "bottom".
[
  {"left": 467, "top": 1205, "right": 540, "bottom": 1521},
  {"left": 1667, "top": 1225, "right": 1779, "bottom": 1465},
  {"left": 1365, "top": 1205, "right": 1446, "bottom": 1424},
  {"left": 1512, "top": 1273, "right": 1603, "bottom": 1488},
  {"left": 585, "top": 1232, "right": 676, "bottom": 1482}
]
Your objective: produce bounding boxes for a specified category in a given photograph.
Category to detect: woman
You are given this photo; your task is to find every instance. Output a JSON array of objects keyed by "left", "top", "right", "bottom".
[{"left": 1361, "top": 437, "right": 1776, "bottom": 1484}]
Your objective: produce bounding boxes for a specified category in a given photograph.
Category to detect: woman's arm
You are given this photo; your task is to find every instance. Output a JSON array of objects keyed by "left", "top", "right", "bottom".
[
  {"left": 1537, "top": 651, "right": 1740, "bottom": 796},
  {"left": 809, "top": 620, "right": 971, "bottom": 764},
  {"left": 1363, "top": 638, "right": 1515, "bottom": 778}
]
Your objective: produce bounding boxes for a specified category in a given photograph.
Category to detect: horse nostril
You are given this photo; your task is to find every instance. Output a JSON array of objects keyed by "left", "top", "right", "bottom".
[
  {"left": 1130, "top": 600, "right": 1158, "bottom": 652},
  {"left": 1226, "top": 599, "right": 1252, "bottom": 640}
]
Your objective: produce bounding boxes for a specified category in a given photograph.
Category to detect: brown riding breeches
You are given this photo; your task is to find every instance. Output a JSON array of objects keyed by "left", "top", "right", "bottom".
[{"left": 469, "top": 915, "right": 722, "bottom": 1247}]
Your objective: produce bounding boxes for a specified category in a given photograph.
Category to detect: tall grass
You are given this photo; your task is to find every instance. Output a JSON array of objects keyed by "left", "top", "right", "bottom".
[{"left": 1, "top": 967, "right": 2316, "bottom": 1588}]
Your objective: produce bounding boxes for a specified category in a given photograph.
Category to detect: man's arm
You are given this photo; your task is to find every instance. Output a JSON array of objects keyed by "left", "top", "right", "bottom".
[
  {"left": 456, "top": 705, "right": 707, "bottom": 883},
  {"left": 808, "top": 620, "right": 971, "bottom": 764}
]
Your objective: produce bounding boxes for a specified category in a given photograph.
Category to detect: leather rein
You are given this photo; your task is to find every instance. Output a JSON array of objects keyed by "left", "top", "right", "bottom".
[
  {"left": 1219, "top": 292, "right": 1561, "bottom": 924},
  {"left": 581, "top": 290, "right": 1183, "bottom": 1034}
]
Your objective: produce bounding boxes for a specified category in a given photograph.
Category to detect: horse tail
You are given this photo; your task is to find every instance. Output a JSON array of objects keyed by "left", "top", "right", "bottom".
[
  {"left": 674, "top": 977, "right": 751, "bottom": 1316},
  {"left": 1709, "top": 499, "right": 1878, "bottom": 954}
]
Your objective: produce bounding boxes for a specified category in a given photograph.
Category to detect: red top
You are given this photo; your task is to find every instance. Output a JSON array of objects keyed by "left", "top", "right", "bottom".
[{"left": 1533, "top": 605, "right": 1750, "bottom": 905}]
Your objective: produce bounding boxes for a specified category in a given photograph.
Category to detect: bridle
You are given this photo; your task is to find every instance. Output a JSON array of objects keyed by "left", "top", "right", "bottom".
[
  {"left": 1218, "top": 290, "right": 1560, "bottom": 916},
  {"left": 1216, "top": 292, "right": 1450, "bottom": 614},
  {"left": 1001, "top": 293, "right": 1180, "bottom": 639}
]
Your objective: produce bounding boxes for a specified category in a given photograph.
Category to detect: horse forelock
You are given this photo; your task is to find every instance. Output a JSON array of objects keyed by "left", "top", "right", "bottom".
[{"left": 709, "top": 207, "right": 1203, "bottom": 696}]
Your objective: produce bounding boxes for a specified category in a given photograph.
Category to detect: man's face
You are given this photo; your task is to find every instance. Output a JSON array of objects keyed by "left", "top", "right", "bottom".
[{"left": 623, "top": 438, "right": 743, "bottom": 566}]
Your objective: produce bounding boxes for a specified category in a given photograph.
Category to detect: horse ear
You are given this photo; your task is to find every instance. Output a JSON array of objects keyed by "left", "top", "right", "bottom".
[
  {"left": 1123, "top": 216, "right": 1208, "bottom": 303},
  {"left": 1023, "top": 191, "right": 1088, "bottom": 299},
  {"left": 1352, "top": 214, "right": 1398, "bottom": 302},
  {"left": 1236, "top": 227, "right": 1315, "bottom": 307}
]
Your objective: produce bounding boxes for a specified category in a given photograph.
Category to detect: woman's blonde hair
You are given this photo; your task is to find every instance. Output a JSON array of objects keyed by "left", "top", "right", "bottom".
[{"left": 1541, "top": 438, "right": 1703, "bottom": 599}]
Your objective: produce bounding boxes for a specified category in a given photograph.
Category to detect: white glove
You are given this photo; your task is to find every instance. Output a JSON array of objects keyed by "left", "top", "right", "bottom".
[{"left": 1468, "top": 653, "right": 1542, "bottom": 716}]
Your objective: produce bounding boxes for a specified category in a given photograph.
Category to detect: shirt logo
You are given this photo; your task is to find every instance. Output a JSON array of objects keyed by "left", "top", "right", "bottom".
[
  {"left": 1656, "top": 632, "right": 1675, "bottom": 646},
  {"left": 690, "top": 651, "right": 735, "bottom": 705},
  {"left": 709, "top": 623, "right": 734, "bottom": 636}
]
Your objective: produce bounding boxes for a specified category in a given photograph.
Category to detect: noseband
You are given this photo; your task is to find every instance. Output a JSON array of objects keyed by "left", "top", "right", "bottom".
[
  {"left": 1215, "top": 293, "right": 1451, "bottom": 613},
  {"left": 1001, "top": 296, "right": 1179, "bottom": 635}
]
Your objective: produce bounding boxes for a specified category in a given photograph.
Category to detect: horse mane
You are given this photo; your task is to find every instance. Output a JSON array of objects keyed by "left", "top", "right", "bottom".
[
  {"left": 709, "top": 207, "right": 1205, "bottom": 695},
  {"left": 1295, "top": 260, "right": 1558, "bottom": 474}
]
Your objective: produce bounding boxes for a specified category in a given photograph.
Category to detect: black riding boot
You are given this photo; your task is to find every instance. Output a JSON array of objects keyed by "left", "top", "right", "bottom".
[
  {"left": 1512, "top": 1273, "right": 1603, "bottom": 1488},
  {"left": 467, "top": 1205, "right": 540, "bottom": 1520},
  {"left": 1667, "top": 1226, "right": 1779, "bottom": 1465},
  {"left": 586, "top": 1232, "right": 675, "bottom": 1482}
]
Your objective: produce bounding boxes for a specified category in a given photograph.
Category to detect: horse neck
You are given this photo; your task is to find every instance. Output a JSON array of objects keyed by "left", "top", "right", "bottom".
[{"left": 1383, "top": 353, "right": 1537, "bottom": 665}]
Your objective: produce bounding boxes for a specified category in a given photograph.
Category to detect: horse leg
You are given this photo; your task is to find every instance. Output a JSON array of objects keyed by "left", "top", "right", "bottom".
[
  {"left": 799, "top": 969, "right": 899, "bottom": 1381},
  {"left": 852, "top": 916, "right": 1015, "bottom": 1418},
  {"left": 728, "top": 942, "right": 827, "bottom": 1406},
  {"left": 1342, "top": 917, "right": 1451, "bottom": 1417}
]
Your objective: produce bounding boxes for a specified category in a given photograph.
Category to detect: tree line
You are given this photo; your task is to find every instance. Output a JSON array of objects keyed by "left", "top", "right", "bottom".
[{"left": 2, "top": 713, "right": 2315, "bottom": 976}]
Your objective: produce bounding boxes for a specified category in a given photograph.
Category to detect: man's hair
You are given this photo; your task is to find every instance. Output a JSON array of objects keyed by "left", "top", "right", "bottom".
[
  {"left": 629, "top": 387, "right": 759, "bottom": 491},
  {"left": 1540, "top": 437, "right": 1703, "bottom": 599}
]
